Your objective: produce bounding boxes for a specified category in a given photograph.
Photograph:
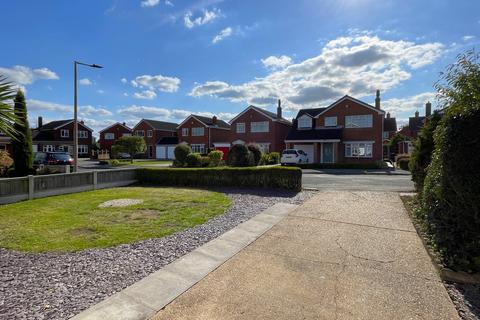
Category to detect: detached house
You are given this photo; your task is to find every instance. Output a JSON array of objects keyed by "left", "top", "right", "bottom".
[
  {"left": 285, "top": 93, "right": 385, "bottom": 164},
  {"left": 177, "top": 115, "right": 231, "bottom": 156},
  {"left": 98, "top": 122, "right": 132, "bottom": 153},
  {"left": 398, "top": 102, "right": 432, "bottom": 139},
  {"left": 32, "top": 117, "right": 93, "bottom": 157},
  {"left": 132, "top": 119, "right": 178, "bottom": 158},
  {"left": 229, "top": 101, "right": 292, "bottom": 153},
  {"left": 383, "top": 112, "right": 398, "bottom": 159}
]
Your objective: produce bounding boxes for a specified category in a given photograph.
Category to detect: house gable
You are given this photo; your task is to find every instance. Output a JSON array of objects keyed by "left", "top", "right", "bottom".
[{"left": 315, "top": 95, "right": 385, "bottom": 118}]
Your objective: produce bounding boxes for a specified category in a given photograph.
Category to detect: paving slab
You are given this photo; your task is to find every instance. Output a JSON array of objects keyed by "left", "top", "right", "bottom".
[{"left": 152, "top": 191, "right": 459, "bottom": 320}]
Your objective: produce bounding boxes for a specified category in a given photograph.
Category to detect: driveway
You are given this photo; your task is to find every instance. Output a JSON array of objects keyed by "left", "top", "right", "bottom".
[
  {"left": 302, "top": 169, "right": 414, "bottom": 192},
  {"left": 152, "top": 191, "right": 457, "bottom": 320}
]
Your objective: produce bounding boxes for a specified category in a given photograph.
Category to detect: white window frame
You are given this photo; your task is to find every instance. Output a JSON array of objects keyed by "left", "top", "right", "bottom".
[
  {"left": 60, "top": 129, "right": 69, "bottom": 138},
  {"left": 43, "top": 145, "right": 54, "bottom": 152},
  {"left": 344, "top": 142, "right": 373, "bottom": 158},
  {"left": 298, "top": 116, "right": 312, "bottom": 129},
  {"left": 147, "top": 130, "right": 153, "bottom": 137},
  {"left": 191, "top": 144, "right": 205, "bottom": 153},
  {"left": 383, "top": 131, "right": 389, "bottom": 139},
  {"left": 182, "top": 128, "right": 189, "bottom": 136},
  {"left": 122, "top": 133, "right": 132, "bottom": 137},
  {"left": 78, "top": 130, "right": 88, "bottom": 138},
  {"left": 236, "top": 123, "right": 245, "bottom": 133},
  {"left": 345, "top": 114, "right": 373, "bottom": 128},
  {"left": 257, "top": 143, "right": 270, "bottom": 153},
  {"left": 105, "top": 133, "right": 115, "bottom": 140},
  {"left": 324, "top": 116, "right": 337, "bottom": 127},
  {"left": 78, "top": 145, "right": 88, "bottom": 154},
  {"left": 136, "top": 130, "right": 145, "bottom": 137},
  {"left": 250, "top": 121, "right": 269, "bottom": 133},
  {"left": 192, "top": 127, "right": 204, "bottom": 136}
]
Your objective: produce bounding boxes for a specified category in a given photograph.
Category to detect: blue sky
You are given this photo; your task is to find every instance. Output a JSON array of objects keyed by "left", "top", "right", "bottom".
[{"left": 0, "top": 0, "right": 479, "bottom": 135}]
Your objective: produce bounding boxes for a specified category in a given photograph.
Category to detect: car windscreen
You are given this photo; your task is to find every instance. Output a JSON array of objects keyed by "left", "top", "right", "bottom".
[
  {"left": 282, "top": 150, "right": 297, "bottom": 155},
  {"left": 52, "top": 153, "right": 71, "bottom": 161}
]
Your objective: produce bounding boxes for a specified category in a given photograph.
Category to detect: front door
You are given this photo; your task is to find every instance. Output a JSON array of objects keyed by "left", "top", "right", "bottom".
[
  {"left": 148, "top": 145, "right": 154, "bottom": 158},
  {"left": 322, "top": 143, "right": 334, "bottom": 163}
]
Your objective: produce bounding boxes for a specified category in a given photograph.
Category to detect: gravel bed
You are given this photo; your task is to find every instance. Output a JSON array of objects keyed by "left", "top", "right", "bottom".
[
  {"left": 445, "top": 282, "right": 480, "bottom": 320},
  {"left": 0, "top": 188, "right": 314, "bottom": 320}
]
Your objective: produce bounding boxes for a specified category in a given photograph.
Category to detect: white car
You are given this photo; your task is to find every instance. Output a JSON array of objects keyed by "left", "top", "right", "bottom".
[{"left": 281, "top": 149, "right": 309, "bottom": 165}]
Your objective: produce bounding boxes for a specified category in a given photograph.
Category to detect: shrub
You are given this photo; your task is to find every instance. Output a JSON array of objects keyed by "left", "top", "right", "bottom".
[
  {"left": 109, "top": 159, "right": 121, "bottom": 166},
  {"left": 259, "top": 153, "right": 269, "bottom": 165},
  {"left": 137, "top": 166, "right": 302, "bottom": 191},
  {"left": 174, "top": 143, "right": 191, "bottom": 166},
  {"left": 185, "top": 153, "right": 201, "bottom": 167},
  {"left": 420, "top": 50, "right": 480, "bottom": 272},
  {"left": 397, "top": 158, "right": 410, "bottom": 171},
  {"left": 0, "top": 151, "right": 13, "bottom": 176},
  {"left": 227, "top": 144, "right": 251, "bottom": 167},
  {"left": 200, "top": 156, "right": 210, "bottom": 167},
  {"left": 247, "top": 144, "right": 262, "bottom": 166},
  {"left": 112, "top": 136, "right": 146, "bottom": 163},
  {"left": 208, "top": 150, "right": 223, "bottom": 166},
  {"left": 12, "top": 90, "right": 34, "bottom": 176},
  {"left": 268, "top": 152, "right": 280, "bottom": 164},
  {"left": 409, "top": 111, "right": 442, "bottom": 191}
]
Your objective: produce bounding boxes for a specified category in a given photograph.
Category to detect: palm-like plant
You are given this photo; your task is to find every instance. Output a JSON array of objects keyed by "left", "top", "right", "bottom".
[{"left": 0, "top": 75, "right": 22, "bottom": 138}]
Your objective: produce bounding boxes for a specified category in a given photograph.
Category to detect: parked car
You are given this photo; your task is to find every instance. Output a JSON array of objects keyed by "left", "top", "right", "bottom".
[
  {"left": 34, "top": 152, "right": 74, "bottom": 169},
  {"left": 280, "top": 149, "right": 309, "bottom": 165}
]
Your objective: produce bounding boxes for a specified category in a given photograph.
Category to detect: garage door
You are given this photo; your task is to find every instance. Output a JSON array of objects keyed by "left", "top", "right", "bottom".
[
  {"left": 294, "top": 144, "right": 314, "bottom": 163},
  {"left": 167, "top": 146, "right": 175, "bottom": 159},
  {"left": 156, "top": 146, "right": 166, "bottom": 159}
]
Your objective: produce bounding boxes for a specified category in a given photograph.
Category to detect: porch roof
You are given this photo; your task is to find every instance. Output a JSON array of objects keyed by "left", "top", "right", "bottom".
[{"left": 285, "top": 128, "right": 342, "bottom": 142}]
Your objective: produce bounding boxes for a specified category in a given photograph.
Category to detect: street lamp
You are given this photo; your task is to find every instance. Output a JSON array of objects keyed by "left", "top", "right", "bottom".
[{"left": 73, "top": 61, "right": 103, "bottom": 172}]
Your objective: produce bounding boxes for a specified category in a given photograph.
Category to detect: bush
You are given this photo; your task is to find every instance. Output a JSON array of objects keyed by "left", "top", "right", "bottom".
[
  {"left": 137, "top": 166, "right": 302, "bottom": 191},
  {"left": 268, "top": 152, "right": 280, "bottom": 164},
  {"left": 109, "top": 159, "right": 121, "bottom": 166},
  {"left": 174, "top": 143, "right": 192, "bottom": 166},
  {"left": 397, "top": 158, "right": 410, "bottom": 171},
  {"left": 409, "top": 111, "right": 442, "bottom": 191},
  {"left": 227, "top": 144, "right": 251, "bottom": 167},
  {"left": 208, "top": 150, "right": 223, "bottom": 166},
  {"left": 200, "top": 156, "right": 210, "bottom": 167},
  {"left": 247, "top": 144, "right": 262, "bottom": 166},
  {"left": 185, "top": 153, "right": 201, "bottom": 167},
  {"left": 0, "top": 151, "right": 13, "bottom": 176}
]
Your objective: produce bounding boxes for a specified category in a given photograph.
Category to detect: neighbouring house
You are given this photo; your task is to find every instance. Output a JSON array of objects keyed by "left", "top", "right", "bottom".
[
  {"left": 177, "top": 115, "right": 231, "bottom": 157},
  {"left": 32, "top": 117, "right": 93, "bottom": 157},
  {"left": 383, "top": 112, "right": 398, "bottom": 160},
  {"left": 132, "top": 119, "right": 178, "bottom": 159},
  {"left": 398, "top": 101, "right": 432, "bottom": 139},
  {"left": 0, "top": 131, "right": 12, "bottom": 154},
  {"left": 285, "top": 92, "right": 385, "bottom": 164},
  {"left": 98, "top": 122, "right": 132, "bottom": 154},
  {"left": 228, "top": 101, "right": 292, "bottom": 153}
]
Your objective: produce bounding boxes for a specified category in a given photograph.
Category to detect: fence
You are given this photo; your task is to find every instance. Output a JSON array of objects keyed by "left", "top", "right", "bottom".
[{"left": 0, "top": 168, "right": 138, "bottom": 205}]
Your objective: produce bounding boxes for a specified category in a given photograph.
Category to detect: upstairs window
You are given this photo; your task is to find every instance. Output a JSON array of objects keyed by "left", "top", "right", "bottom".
[
  {"left": 192, "top": 127, "right": 204, "bottom": 136},
  {"left": 60, "top": 129, "right": 69, "bottom": 138},
  {"left": 251, "top": 121, "right": 269, "bottom": 133},
  {"left": 105, "top": 133, "right": 115, "bottom": 140},
  {"left": 297, "top": 116, "right": 312, "bottom": 129},
  {"left": 236, "top": 123, "right": 245, "bottom": 133},
  {"left": 182, "top": 128, "right": 189, "bottom": 136},
  {"left": 345, "top": 115, "right": 373, "bottom": 128},
  {"left": 147, "top": 130, "right": 153, "bottom": 137},
  {"left": 324, "top": 116, "right": 337, "bottom": 127},
  {"left": 136, "top": 130, "right": 145, "bottom": 137},
  {"left": 78, "top": 130, "right": 88, "bottom": 138}
]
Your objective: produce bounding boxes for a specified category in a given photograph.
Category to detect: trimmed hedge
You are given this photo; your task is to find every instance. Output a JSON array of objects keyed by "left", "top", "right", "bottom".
[
  {"left": 136, "top": 166, "right": 302, "bottom": 191},
  {"left": 294, "top": 162, "right": 381, "bottom": 170}
]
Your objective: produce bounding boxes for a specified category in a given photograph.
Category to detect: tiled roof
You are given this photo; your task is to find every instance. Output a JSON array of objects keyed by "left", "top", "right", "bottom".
[
  {"left": 143, "top": 119, "right": 178, "bottom": 131},
  {"left": 286, "top": 128, "right": 343, "bottom": 141},
  {"left": 156, "top": 136, "right": 179, "bottom": 145},
  {"left": 296, "top": 108, "right": 327, "bottom": 118},
  {"left": 32, "top": 130, "right": 55, "bottom": 141},
  {"left": 249, "top": 106, "right": 292, "bottom": 125},
  {"left": 193, "top": 115, "right": 231, "bottom": 129},
  {"left": 39, "top": 119, "right": 72, "bottom": 130},
  {"left": 384, "top": 117, "right": 397, "bottom": 132}
]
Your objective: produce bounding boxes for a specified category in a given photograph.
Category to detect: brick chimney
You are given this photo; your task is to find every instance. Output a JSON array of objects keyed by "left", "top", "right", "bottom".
[
  {"left": 425, "top": 101, "right": 432, "bottom": 117},
  {"left": 386, "top": 112, "right": 391, "bottom": 119},
  {"left": 415, "top": 110, "right": 419, "bottom": 118},
  {"left": 375, "top": 90, "right": 381, "bottom": 109},
  {"left": 212, "top": 115, "right": 217, "bottom": 124},
  {"left": 277, "top": 99, "right": 282, "bottom": 119},
  {"left": 122, "top": 122, "right": 126, "bottom": 126},
  {"left": 38, "top": 116, "right": 43, "bottom": 128}
]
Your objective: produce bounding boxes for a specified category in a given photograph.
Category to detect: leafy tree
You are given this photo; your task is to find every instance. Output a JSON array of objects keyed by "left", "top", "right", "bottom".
[
  {"left": 12, "top": 91, "right": 33, "bottom": 176},
  {"left": 0, "top": 76, "right": 21, "bottom": 138},
  {"left": 388, "top": 132, "right": 409, "bottom": 156},
  {"left": 112, "top": 135, "right": 146, "bottom": 163},
  {"left": 409, "top": 111, "right": 442, "bottom": 191}
]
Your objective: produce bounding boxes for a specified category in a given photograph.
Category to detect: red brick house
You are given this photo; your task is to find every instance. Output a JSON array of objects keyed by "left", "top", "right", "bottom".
[
  {"left": 228, "top": 101, "right": 292, "bottom": 153},
  {"left": 398, "top": 102, "right": 432, "bottom": 139},
  {"left": 32, "top": 117, "right": 93, "bottom": 157},
  {"left": 285, "top": 94, "right": 385, "bottom": 164},
  {"left": 177, "top": 115, "right": 231, "bottom": 156},
  {"left": 98, "top": 122, "right": 132, "bottom": 153},
  {"left": 132, "top": 119, "right": 178, "bottom": 158},
  {"left": 383, "top": 112, "right": 398, "bottom": 159}
]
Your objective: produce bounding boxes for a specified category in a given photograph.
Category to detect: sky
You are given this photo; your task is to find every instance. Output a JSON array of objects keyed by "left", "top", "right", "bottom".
[{"left": 0, "top": 0, "right": 479, "bottom": 135}]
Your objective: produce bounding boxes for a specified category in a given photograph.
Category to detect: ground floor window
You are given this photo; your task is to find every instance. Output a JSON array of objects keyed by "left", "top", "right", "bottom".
[
  {"left": 43, "top": 145, "right": 54, "bottom": 152},
  {"left": 78, "top": 145, "right": 88, "bottom": 154},
  {"left": 191, "top": 144, "right": 205, "bottom": 154},
  {"left": 345, "top": 142, "right": 373, "bottom": 158}
]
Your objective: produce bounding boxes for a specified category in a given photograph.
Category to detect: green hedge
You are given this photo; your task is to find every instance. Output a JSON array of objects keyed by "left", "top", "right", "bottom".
[
  {"left": 294, "top": 162, "right": 381, "bottom": 170},
  {"left": 136, "top": 166, "right": 302, "bottom": 191}
]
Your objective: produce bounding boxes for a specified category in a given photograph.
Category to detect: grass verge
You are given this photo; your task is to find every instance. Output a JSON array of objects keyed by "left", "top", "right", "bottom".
[{"left": 0, "top": 187, "right": 230, "bottom": 252}]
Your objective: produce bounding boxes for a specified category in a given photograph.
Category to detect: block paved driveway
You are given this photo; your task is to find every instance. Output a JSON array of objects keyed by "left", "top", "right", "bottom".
[{"left": 152, "top": 191, "right": 458, "bottom": 320}]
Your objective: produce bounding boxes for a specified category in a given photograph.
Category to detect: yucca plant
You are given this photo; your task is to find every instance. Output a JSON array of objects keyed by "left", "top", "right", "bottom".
[{"left": 0, "top": 75, "right": 22, "bottom": 139}]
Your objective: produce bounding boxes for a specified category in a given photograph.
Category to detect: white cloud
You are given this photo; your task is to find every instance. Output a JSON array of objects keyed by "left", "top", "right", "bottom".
[
  {"left": 191, "top": 33, "right": 444, "bottom": 110},
  {"left": 141, "top": 0, "right": 160, "bottom": 7},
  {"left": 381, "top": 92, "right": 436, "bottom": 115},
  {"left": 27, "top": 99, "right": 112, "bottom": 117},
  {"left": 80, "top": 105, "right": 113, "bottom": 116},
  {"left": 97, "top": 89, "right": 105, "bottom": 94},
  {"left": 212, "top": 27, "right": 232, "bottom": 44},
  {"left": 133, "top": 90, "right": 157, "bottom": 100},
  {"left": 0, "top": 65, "right": 59, "bottom": 85},
  {"left": 131, "top": 74, "right": 180, "bottom": 92},
  {"left": 121, "top": 78, "right": 127, "bottom": 84},
  {"left": 462, "top": 35, "right": 475, "bottom": 41},
  {"left": 165, "top": 0, "right": 173, "bottom": 6},
  {"left": 117, "top": 105, "right": 234, "bottom": 123},
  {"left": 79, "top": 78, "right": 92, "bottom": 86},
  {"left": 261, "top": 55, "right": 292, "bottom": 70},
  {"left": 184, "top": 8, "right": 220, "bottom": 28}
]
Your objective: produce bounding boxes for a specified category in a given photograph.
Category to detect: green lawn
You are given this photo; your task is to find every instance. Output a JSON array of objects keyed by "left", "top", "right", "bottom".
[{"left": 0, "top": 187, "right": 230, "bottom": 252}]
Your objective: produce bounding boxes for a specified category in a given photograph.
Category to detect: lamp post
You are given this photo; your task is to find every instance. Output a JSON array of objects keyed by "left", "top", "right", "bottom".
[{"left": 73, "top": 61, "right": 103, "bottom": 172}]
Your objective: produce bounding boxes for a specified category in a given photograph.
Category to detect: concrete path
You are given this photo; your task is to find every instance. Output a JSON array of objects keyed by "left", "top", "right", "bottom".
[{"left": 152, "top": 191, "right": 458, "bottom": 320}]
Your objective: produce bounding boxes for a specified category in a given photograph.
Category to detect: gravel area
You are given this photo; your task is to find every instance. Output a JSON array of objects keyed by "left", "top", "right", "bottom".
[
  {"left": 445, "top": 282, "right": 480, "bottom": 320},
  {"left": 0, "top": 188, "right": 314, "bottom": 320}
]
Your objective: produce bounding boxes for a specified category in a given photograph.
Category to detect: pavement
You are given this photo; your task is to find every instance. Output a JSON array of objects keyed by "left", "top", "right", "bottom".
[{"left": 151, "top": 191, "right": 457, "bottom": 320}]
